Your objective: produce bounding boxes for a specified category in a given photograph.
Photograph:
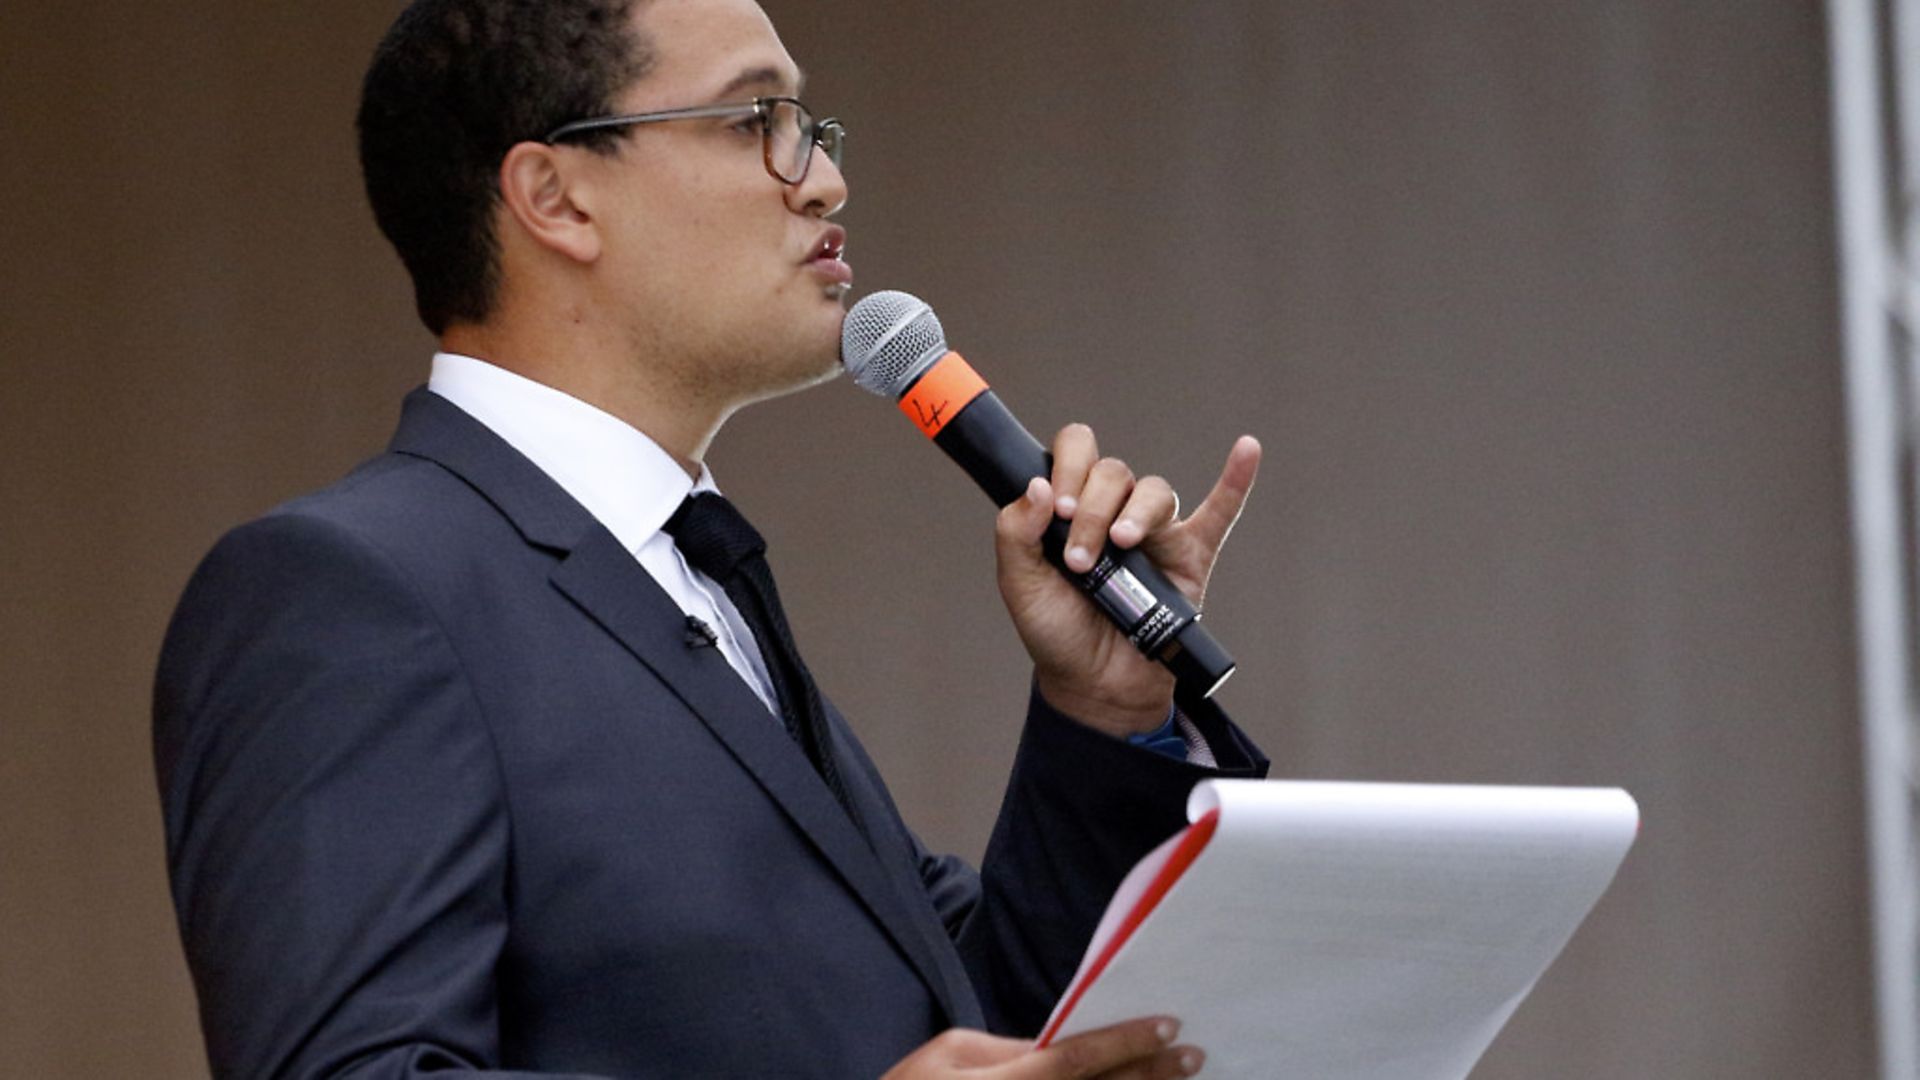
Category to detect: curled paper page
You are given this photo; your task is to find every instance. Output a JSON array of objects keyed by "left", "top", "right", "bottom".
[{"left": 1039, "top": 779, "right": 1639, "bottom": 1079}]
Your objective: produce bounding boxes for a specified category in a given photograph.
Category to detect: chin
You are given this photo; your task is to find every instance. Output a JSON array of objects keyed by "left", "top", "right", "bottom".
[
  {"left": 721, "top": 292, "right": 847, "bottom": 401},
  {"left": 731, "top": 335, "right": 844, "bottom": 410},
  {"left": 788, "top": 342, "right": 847, "bottom": 392},
  {"left": 795, "top": 302, "right": 849, "bottom": 379}
]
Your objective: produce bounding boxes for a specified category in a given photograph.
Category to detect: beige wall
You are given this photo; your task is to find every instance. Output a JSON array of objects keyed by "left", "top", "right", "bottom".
[{"left": 0, "top": 1, "right": 1871, "bottom": 1076}]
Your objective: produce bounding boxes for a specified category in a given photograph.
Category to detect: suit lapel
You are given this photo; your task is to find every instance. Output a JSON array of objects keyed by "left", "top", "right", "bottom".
[
  {"left": 550, "top": 534, "right": 967, "bottom": 1023},
  {"left": 388, "top": 388, "right": 968, "bottom": 1023}
]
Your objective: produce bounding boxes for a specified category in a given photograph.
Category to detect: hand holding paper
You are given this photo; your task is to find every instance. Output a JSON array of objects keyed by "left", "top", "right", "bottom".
[{"left": 882, "top": 1016, "right": 1202, "bottom": 1079}]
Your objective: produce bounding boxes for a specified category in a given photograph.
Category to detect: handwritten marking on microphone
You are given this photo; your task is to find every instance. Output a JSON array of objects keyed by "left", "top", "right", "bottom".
[
  {"left": 911, "top": 399, "right": 949, "bottom": 429},
  {"left": 898, "top": 350, "right": 989, "bottom": 437}
]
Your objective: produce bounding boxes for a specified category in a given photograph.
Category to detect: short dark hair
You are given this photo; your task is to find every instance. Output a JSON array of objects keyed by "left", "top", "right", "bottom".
[{"left": 357, "top": 0, "right": 651, "bottom": 334}]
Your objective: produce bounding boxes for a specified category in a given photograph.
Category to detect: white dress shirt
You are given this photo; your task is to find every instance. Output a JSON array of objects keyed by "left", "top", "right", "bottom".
[{"left": 427, "top": 351, "right": 782, "bottom": 718}]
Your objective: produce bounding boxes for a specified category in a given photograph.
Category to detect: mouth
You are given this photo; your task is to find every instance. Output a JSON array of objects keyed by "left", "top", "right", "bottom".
[{"left": 805, "top": 225, "right": 853, "bottom": 294}]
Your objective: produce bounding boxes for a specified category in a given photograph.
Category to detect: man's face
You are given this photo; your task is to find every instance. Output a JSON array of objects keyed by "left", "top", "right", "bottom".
[{"left": 580, "top": 0, "right": 851, "bottom": 405}]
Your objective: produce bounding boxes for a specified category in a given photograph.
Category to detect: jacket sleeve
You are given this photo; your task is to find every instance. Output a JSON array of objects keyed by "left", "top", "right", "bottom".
[
  {"left": 153, "top": 511, "right": 606, "bottom": 1080},
  {"left": 921, "top": 687, "right": 1269, "bottom": 1036}
]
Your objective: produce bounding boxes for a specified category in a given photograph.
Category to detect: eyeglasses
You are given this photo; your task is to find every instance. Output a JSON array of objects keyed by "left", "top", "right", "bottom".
[{"left": 544, "top": 95, "right": 845, "bottom": 186}]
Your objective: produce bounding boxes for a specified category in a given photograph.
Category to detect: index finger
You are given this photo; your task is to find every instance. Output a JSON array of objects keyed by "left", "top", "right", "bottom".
[
  {"left": 1001, "top": 1017, "right": 1178, "bottom": 1080},
  {"left": 1179, "top": 435, "right": 1261, "bottom": 556}
]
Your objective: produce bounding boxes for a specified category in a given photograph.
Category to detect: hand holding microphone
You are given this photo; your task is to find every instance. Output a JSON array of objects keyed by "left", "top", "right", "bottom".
[{"left": 841, "top": 291, "right": 1260, "bottom": 735}]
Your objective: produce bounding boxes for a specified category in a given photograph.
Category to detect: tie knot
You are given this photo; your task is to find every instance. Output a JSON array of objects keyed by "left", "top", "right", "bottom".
[{"left": 665, "top": 492, "right": 767, "bottom": 581}]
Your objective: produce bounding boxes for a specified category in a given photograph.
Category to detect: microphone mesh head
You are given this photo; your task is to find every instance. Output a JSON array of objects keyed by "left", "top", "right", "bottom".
[{"left": 841, "top": 290, "right": 948, "bottom": 397}]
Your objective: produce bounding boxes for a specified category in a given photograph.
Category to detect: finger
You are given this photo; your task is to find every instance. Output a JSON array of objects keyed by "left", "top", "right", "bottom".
[
  {"left": 1049, "top": 423, "right": 1100, "bottom": 519},
  {"left": 1178, "top": 435, "right": 1262, "bottom": 557},
  {"left": 1000, "top": 1017, "right": 1178, "bottom": 1080},
  {"left": 1092, "top": 1047, "right": 1206, "bottom": 1080},
  {"left": 1108, "top": 475, "right": 1178, "bottom": 550},
  {"left": 1064, "top": 458, "right": 1134, "bottom": 572}
]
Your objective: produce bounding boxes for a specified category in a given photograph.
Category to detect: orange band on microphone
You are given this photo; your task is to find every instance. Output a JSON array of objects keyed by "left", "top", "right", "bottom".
[{"left": 897, "top": 351, "right": 989, "bottom": 438}]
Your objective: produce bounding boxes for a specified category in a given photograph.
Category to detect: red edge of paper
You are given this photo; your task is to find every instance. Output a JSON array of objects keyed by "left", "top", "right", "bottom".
[{"left": 1036, "top": 808, "right": 1222, "bottom": 1047}]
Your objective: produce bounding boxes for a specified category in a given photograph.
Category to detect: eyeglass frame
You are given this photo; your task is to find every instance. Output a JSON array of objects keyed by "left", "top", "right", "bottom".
[{"left": 543, "top": 95, "right": 845, "bottom": 186}]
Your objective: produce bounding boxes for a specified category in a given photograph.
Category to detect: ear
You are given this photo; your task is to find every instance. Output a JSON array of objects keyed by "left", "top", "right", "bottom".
[{"left": 497, "top": 141, "right": 602, "bottom": 265}]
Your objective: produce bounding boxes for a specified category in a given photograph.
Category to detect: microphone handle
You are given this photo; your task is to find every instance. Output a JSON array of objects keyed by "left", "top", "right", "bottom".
[{"left": 930, "top": 390, "right": 1237, "bottom": 698}]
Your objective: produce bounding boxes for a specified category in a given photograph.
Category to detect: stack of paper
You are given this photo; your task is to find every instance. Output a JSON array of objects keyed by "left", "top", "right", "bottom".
[{"left": 1038, "top": 779, "right": 1638, "bottom": 1078}]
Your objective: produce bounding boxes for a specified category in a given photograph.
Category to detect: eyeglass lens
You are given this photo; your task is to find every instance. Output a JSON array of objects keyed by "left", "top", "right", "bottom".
[{"left": 765, "top": 100, "right": 843, "bottom": 184}]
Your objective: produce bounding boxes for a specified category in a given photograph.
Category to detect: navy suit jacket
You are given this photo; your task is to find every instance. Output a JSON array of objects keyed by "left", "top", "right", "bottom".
[{"left": 154, "top": 388, "right": 1267, "bottom": 1078}]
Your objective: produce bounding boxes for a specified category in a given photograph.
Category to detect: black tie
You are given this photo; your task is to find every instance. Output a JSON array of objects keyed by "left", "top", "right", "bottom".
[{"left": 665, "top": 493, "right": 862, "bottom": 831}]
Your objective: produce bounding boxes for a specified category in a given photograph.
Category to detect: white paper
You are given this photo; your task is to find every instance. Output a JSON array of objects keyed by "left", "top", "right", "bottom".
[{"left": 1043, "top": 779, "right": 1639, "bottom": 1079}]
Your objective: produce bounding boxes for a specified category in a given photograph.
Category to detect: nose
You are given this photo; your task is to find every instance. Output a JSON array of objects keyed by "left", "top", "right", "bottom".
[{"left": 785, "top": 143, "right": 847, "bottom": 218}]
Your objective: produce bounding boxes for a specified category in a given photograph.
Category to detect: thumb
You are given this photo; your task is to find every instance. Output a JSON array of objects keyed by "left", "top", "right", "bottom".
[{"left": 995, "top": 476, "right": 1057, "bottom": 592}]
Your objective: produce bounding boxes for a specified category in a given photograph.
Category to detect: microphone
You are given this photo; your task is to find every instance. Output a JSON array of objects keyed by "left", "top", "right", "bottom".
[{"left": 840, "top": 290, "right": 1236, "bottom": 699}]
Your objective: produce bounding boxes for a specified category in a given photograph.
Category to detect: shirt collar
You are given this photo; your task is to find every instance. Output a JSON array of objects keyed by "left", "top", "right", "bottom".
[{"left": 426, "top": 351, "right": 717, "bottom": 553}]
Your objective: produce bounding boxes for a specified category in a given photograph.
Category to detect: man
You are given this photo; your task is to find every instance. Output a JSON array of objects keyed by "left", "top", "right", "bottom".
[{"left": 154, "top": 0, "right": 1267, "bottom": 1076}]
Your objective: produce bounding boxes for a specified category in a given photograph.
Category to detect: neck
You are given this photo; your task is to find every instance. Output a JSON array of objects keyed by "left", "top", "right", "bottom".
[{"left": 441, "top": 317, "right": 726, "bottom": 480}]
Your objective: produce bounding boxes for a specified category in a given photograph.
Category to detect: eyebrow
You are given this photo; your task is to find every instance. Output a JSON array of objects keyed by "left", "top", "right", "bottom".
[{"left": 713, "top": 64, "right": 805, "bottom": 101}]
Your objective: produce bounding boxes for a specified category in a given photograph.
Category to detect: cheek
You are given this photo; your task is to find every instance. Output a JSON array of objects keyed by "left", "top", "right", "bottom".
[
  {"left": 609, "top": 210, "right": 731, "bottom": 303},
  {"left": 600, "top": 175, "right": 801, "bottom": 342}
]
